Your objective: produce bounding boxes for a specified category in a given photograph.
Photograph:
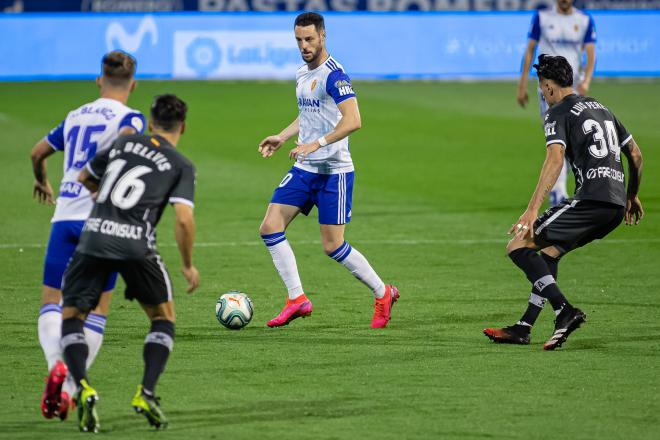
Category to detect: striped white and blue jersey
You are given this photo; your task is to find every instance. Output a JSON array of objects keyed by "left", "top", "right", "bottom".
[
  {"left": 529, "top": 6, "right": 596, "bottom": 86},
  {"left": 45, "top": 98, "right": 145, "bottom": 223},
  {"left": 294, "top": 56, "right": 356, "bottom": 175}
]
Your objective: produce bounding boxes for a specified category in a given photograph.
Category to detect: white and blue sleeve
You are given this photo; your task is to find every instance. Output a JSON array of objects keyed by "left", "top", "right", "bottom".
[
  {"left": 45, "top": 120, "right": 65, "bottom": 151},
  {"left": 326, "top": 70, "right": 356, "bottom": 105}
]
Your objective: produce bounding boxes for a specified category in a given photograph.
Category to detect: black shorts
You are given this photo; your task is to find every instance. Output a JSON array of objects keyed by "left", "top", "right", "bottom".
[
  {"left": 533, "top": 198, "right": 625, "bottom": 255},
  {"left": 62, "top": 252, "right": 173, "bottom": 312}
]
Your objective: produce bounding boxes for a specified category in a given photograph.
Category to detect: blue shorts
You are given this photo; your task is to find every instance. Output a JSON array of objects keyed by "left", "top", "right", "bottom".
[
  {"left": 271, "top": 167, "right": 354, "bottom": 225},
  {"left": 43, "top": 221, "right": 118, "bottom": 291}
]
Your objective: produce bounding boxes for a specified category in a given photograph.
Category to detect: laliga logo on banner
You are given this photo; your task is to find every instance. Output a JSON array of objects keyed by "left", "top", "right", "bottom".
[{"left": 106, "top": 16, "right": 158, "bottom": 52}]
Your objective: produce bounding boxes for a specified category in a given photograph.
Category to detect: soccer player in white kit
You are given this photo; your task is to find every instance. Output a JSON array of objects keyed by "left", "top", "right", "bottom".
[
  {"left": 258, "top": 12, "right": 399, "bottom": 329},
  {"left": 517, "top": 0, "right": 596, "bottom": 206},
  {"left": 30, "top": 51, "right": 145, "bottom": 420}
]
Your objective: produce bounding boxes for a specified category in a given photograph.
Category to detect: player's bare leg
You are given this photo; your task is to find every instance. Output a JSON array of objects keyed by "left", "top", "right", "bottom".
[
  {"left": 549, "top": 159, "right": 570, "bottom": 206},
  {"left": 321, "top": 224, "right": 398, "bottom": 328},
  {"left": 131, "top": 301, "right": 176, "bottom": 429},
  {"left": 40, "top": 287, "right": 111, "bottom": 420},
  {"left": 260, "top": 203, "right": 313, "bottom": 327}
]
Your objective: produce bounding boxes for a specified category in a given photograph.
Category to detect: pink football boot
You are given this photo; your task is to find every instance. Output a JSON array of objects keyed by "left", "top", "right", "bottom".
[
  {"left": 267, "top": 295, "right": 313, "bottom": 327},
  {"left": 371, "top": 285, "right": 399, "bottom": 329}
]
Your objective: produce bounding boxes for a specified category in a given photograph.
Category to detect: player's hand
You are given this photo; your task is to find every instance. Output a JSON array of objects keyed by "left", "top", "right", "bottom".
[
  {"left": 33, "top": 180, "right": 54, "bottom": 205},
  {"left": 258, "top": 135, "right": 284, "bottom": 158},
  {"left": 508, "top": 209, "right": 537, "bottom": 240},
  {"left": 289, "top": 141, "right": 320, "bottom": 162},
  {"left": 181, "top": 265, "right": 200, "bottom": 294},
  {"left": 625, "top": 196, "right": 644, "bottom": 226},
  {"left": 517, "top": 86, "right": 529, "bottom": 108},
  {"left": 576, "top": 81, "right": 590, "bottom": 96}
]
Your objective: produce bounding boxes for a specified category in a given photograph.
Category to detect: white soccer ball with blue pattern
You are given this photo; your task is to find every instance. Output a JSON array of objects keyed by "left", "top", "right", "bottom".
[{"left": 215, "top": 291, "right": 253, "bottom": 330}]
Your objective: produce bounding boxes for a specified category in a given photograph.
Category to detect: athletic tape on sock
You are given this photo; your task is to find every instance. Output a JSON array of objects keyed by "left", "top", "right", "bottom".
[
  {"left": 145, "top": 332, "right": 174, "bottom": 351},
  {"left": 533, "top": 275, "right": 556, "bottom": 292},
  {"left": 529, "top": 292, "right": 547, "bottom": 308},
  {"left": 60, "top": 333, "right": 86, "bottom": 350}
]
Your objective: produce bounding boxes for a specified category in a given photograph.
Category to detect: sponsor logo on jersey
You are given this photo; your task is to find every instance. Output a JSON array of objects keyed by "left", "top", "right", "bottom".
[
  {"left": 334, "top": 80, "right": 354, "bottom": 97},
  {"left": 84, "top": 217, "right": 143, "bottom": 240},
  {"left": 311, "top": 79, "right": 317, "bottom": 91},
  {"left": 544, "top": 121, "right": 557, "bottom": 136},
  {"left": 131, "top": 116, "right": 144, "bottom": 132},
  {"left": 298, "top": 97, "right": 320, "bottom": 108},
  {"left": 59, "top": 181, "right": 83, "bottom": 198},
  {"left": 586, "top": 166, "right": 624, "bottom": 182}
]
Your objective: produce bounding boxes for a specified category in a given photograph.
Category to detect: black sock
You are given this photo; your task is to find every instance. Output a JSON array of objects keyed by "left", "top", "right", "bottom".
[
  {"left": 142, "top": 320, "right": 175, "bottom": 395},
  {"left": 518, "top": 253, "right": 561, "bottom": 327},
  {"left": 61, "top": 318, "right": 88, "bottom": 387},
  {"left": 509, "top": 248, "right": 570, "bottom": 312},
  {"left": 542, "top": 252, "right": 559, "bottom": 279}
]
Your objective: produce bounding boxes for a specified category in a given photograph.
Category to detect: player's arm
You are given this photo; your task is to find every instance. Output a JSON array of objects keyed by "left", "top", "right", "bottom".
[
  {"left": 622, "top": 138, "right": 644, "bottom": 225},
  {"left": 509, "top": 144, "right": 565, "bottom": 238},
  {"left": 30, "top": 138, "right": 56, "bottom": 205},
  {"left": 517, "top": 39, "right": 538, "bottom": 108},
  {"left": 577, "top": 16, "right": 597, "bottom": 96},
  {"left": 258, "top": 117, "right": 299, "bottom": 158},
  {"left": 77, "top": 147, "right": 111, "bottom": 194},
  {"left": 169, "top": 162, "right": 199, "bottom": 293},
  {"left": 77, "top": 167, "right": 100, "bottom": 194},
  {"left": 577, "top": 43, "right": 596, "bottom": 96},
  {"left": 173, "top": 203, "right": 199, "bottom": 293}
]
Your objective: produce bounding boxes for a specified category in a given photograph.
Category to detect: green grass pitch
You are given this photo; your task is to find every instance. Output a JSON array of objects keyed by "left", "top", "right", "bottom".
[{"left": 0, "top": 80, "right": 658, "bottom": 439}]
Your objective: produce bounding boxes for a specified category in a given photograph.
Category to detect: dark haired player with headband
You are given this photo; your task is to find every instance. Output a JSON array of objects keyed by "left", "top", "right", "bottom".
[
  {"left": 485, "top": 55, "right": 644, "bottom": 350},
  {"left": 59, "top": 94, "right": 198, "bottom": 432}
]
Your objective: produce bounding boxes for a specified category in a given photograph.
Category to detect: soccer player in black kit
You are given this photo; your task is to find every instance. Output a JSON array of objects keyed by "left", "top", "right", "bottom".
[
  {"left": 484, "top": 55, "right": 644, "bottom": 350},
  {"left": 59, "top": 95, "right": 199, "bottom": 432}
]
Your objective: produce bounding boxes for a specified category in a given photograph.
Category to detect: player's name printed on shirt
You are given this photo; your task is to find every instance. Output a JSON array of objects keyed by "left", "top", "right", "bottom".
[
  {"left": 84, "top": 217, "right": 143, "bottom": 240},
  {"left": 110, "top": 141, "right": 172, "bottom": 172},
  {"left": 570, "top": 100, "right": 608, "bottom": 117}
]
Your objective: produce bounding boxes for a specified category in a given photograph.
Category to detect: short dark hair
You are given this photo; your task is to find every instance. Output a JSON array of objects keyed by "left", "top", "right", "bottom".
[
  {"left": 533, "top": 54, "right": 573, "bottom": 88},
  {"left": 150, "top": 94, "right": 187, "bottom": 132},
  {"left": 101, "top": 50, "right": 136, "bottom": 87},
  {"left": 294, "top": 12, "right": 325, "bottom": 32}
]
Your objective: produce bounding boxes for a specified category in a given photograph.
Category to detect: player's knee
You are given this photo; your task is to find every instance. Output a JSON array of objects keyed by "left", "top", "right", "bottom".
[
  {"left": 41, "top": 285, "right": 62, "bottom": 305},
  {"left": 93, "top": 291, "right": 113, "bottom": 315},
  {"left": 259, "top": 219, "right": 282, "bottom": 236},
  {"left": 322, "top": 239, "right": 344, "bottom": 256},
  {"left": 506, "top": 239, "right": 523, "bottom": 255}
]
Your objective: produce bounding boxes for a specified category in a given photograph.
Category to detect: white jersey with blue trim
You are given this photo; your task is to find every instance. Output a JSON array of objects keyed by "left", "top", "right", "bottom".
[
  {"left": 529, "top": 6, "right": 596, "bottom": 85},
  {"left": 294, "top": 56, "right": 356, "bottom": 175},
  {"left": 45, "top": 97, "right": 145, "bottom": 222}
]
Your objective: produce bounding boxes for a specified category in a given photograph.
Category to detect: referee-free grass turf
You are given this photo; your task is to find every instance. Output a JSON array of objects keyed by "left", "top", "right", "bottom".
[{"left": 0, "top": 80, "right": 658, "bottom": 439}]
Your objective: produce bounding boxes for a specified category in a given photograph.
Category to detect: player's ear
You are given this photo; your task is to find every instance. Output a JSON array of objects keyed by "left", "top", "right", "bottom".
[
  {"left": 179, "top": 121, "right": 186, "bottom": 136},
  {"left": 129, "top": 79, "right": 137, "bottom": 93},
  {"left": 147, "top": 119, "right": 153, "bottom": 132},
  {"left": 96, "top": 76, "right": 102, "bottom": 89}
]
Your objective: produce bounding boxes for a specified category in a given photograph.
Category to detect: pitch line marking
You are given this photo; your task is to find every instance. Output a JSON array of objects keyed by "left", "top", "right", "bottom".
[{"left": 1, "top": 238, "right": 657, "bottom": 250}]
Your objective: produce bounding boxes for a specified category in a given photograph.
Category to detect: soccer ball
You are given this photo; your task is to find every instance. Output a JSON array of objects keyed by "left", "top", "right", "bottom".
[{"left": 215, "top": 291, "right": 253, "bottom": 330}]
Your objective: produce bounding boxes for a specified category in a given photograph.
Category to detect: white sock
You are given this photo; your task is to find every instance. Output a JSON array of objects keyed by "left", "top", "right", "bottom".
[
  {"left": 38, "top": 303, "right": 62, "bottom": 371},
  {"left": 329, "top": 241, "right": 386, "bottom": 298},
  {"left": 84, "top": 313, "right": 107, "bottom": 369},
  {"left": 261, "top": 232, "right": 304, "bottom": 300}
]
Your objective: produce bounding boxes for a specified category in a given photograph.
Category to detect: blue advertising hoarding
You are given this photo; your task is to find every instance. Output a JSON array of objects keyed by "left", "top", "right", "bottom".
[{"left": 0, "top": 11, "right": 658, "bottom": 80}]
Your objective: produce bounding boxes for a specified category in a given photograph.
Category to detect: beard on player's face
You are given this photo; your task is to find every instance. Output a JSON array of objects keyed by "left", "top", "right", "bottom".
[{"left": 295, "top": 26, "right": 325, "bottom": 65}]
